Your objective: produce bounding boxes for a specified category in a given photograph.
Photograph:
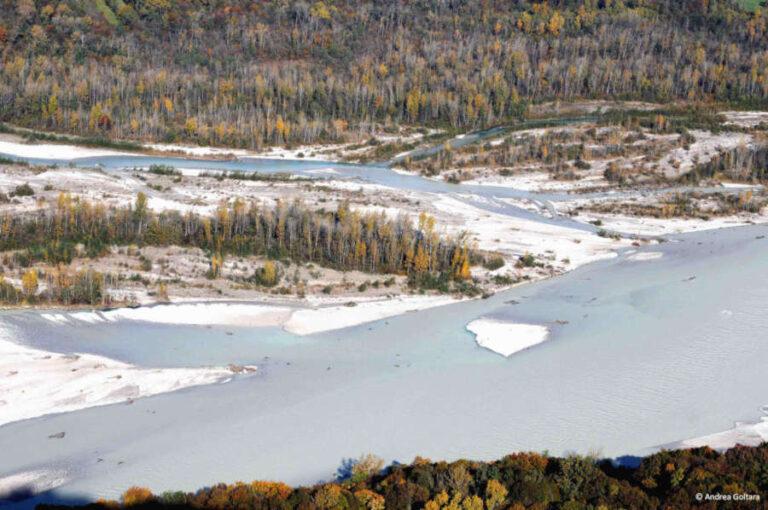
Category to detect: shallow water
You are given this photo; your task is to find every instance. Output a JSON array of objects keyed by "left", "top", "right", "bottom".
[{"left": 1, "top": 224, "right": 767, "bottom": 507}]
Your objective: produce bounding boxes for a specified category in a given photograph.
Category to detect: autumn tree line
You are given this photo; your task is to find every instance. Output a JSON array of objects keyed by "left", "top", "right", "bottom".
[
  {"left": 2, "top": 1, "right": 768, "bottom": 150},
  {"left": 36, "top": 444, "right": 768, "bottom": 510},
  {"left": 0, "top": 265, "right": 110, "bottom": 306},
  {"left": 0, "top": 192, "right": 475, "bottom": 291}
]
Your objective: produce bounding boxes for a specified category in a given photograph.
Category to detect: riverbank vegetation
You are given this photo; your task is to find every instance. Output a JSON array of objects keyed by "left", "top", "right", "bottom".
[
  {"left": 0, "top": 192, "right": 487, "bottom": 302},
  {"left": 3, "top": 1, "right": 768, "bottom": 149},
  {"left": 37, "top": 444, "right": 768, "bottom": 509},
  {"left": 684, "top": 140, "right": 768, "bottom": 184},
  {"left": 0, "top": 265, "right": 113, "bottom": 306},
  {"left": 394, "top": 106, "right": 768, "bottom": 203},
  {"left": 404, "top": 121, "right": 680, "bottom": 182},
  {"left": 578, "top": 189, "right": 767, "bottom": 220}
]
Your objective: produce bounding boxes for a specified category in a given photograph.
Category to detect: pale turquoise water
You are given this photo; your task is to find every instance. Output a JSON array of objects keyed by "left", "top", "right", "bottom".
[{"left": 1, "top": 224, "right": 767, "bottom": 507}]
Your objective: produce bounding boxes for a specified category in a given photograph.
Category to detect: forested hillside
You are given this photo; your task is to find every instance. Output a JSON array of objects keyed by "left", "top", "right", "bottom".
[
  {"left": 38, "top": 445, "right": 768, "bottom": 509},
  {"left": 1, "top": 0, "right": 768, "bottom": 149}
]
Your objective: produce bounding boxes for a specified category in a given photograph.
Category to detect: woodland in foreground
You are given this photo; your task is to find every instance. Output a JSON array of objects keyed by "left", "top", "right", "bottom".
[
  {"left": 35, "top": 444, "right": 768, "bottom": 510},
  {"left": 1, "top": 0, "right": 768, "bottom": 148}
]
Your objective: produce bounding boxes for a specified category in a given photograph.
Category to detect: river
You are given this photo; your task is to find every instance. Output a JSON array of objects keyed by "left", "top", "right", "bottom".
[
  {"left": 0, "top": 149, "right": 766, "bottom": 507},
  {"left": 0, "top": 223, "right": 766, "bottom": 507}
]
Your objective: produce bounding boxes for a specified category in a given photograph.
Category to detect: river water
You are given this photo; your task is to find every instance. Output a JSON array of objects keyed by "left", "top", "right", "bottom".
[
  {"left": 0, "top": 223, "right": 766, "bottom": 507},
  {"left": 0, "top": 150, "right": 766, "bottom": 506}
]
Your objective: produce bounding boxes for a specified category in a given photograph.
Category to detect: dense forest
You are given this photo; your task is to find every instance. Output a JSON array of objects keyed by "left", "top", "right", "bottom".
[
  {"left": 1, "top": 0, "right": 768, "bottom": 149},
  {"left": 36, "top": 444, "right": 768, "bottom": 509}
]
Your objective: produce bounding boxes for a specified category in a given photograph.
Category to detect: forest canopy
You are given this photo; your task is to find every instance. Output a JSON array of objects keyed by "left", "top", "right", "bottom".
[
  {"left": 1, "top": 0, "right": 768, "bottom": 149},
  {"left": 36, "top": 443, "right": 768, "bottom": 510}
]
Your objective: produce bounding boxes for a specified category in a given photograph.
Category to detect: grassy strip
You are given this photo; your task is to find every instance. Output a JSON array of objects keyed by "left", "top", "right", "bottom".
[
  {"left": 93, "top": 0, "right": 118, "bottom": 26},
  {"left": 739, "top": 0, "right": 764, "bottom": 11},
  {"left": 0, "top": 123, "right": 143, "bottom": 152},
  {"left": 198, "top": 170, "right": 315, "bottom": 182},
  {"left": 0, "top": 156, "right": 29, "bottom": 167}
]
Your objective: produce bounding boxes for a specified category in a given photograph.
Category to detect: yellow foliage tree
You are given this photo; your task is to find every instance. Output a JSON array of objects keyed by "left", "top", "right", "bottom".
[
  {"left": 413, "top": 245, "right": 429, "bottom": 273},
  {"left": 406, "top": 88, "right": 420, "bottom": 121},
  {"left": 462, "top": 494, "right": 483, "bottom": 510},
  {"left": 548, "top": 11, "right": 565, "bottom": 35},
  {"left": 21, "top": 269, "right": 38, "bottom": 297},
  {"left": 355, "top": 489, "right": 385, "bottom": 510},
  {"left": 485, "top": 479, "right": 508, "bottom": 510},
  {"left": 262, "top": 260, "right": 276, "bottom": 284},
  {"left": 250, "top": 480, "right": 292, "bottom": 499},
  {"left": 310, "top": 2, "right": 332, "bottom": 20},
  {"left": 314, "top": 484, "right": 344, "bottom": 509},
  {"left": 121, "top": 486, "right": 155, "bottom": 506},
  {"left": 208, "top": 253, "right": 224, "bottom": 279},
  {"left": 459, "top": 255, "right": 471, "bottom": 280},
  {"left": 185, "top": 117, "right": 197, "bottom": 135}
]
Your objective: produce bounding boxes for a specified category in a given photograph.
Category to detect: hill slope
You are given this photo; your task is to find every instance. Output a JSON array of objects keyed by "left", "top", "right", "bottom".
[{"left": 1, "top": 0, "right": 767, "bottom": 148}]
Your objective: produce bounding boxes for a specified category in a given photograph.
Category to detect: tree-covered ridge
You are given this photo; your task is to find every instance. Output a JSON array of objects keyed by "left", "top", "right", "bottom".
[
  {"left": 37, "top": 444, "right": 768, "bottom": 509},
  {"left": 2, "top": 0, "right": 768, "bottom": 149}
]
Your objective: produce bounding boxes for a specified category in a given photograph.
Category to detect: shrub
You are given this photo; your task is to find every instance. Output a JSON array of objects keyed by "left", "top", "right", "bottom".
[
  {"left": 516, "top": 252, "right": 537, "bottom": 268},
  {"left": 492, "top": 274, "right": 515, "bottom": 285},
  {"left": 10, "top": 183, "right": 34, "bottom": 197},
  {"left": 146, "top": 164, "right": 181, "bottom": 176},
  {"left": 254, "top": 261, "right": 280, "bottom": 287},
  {"left": 483, "top": 255, "right": 505, "bottom": 271},
  {"left": 574, "top": 158, "right": 591, "bottom": 170}
]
